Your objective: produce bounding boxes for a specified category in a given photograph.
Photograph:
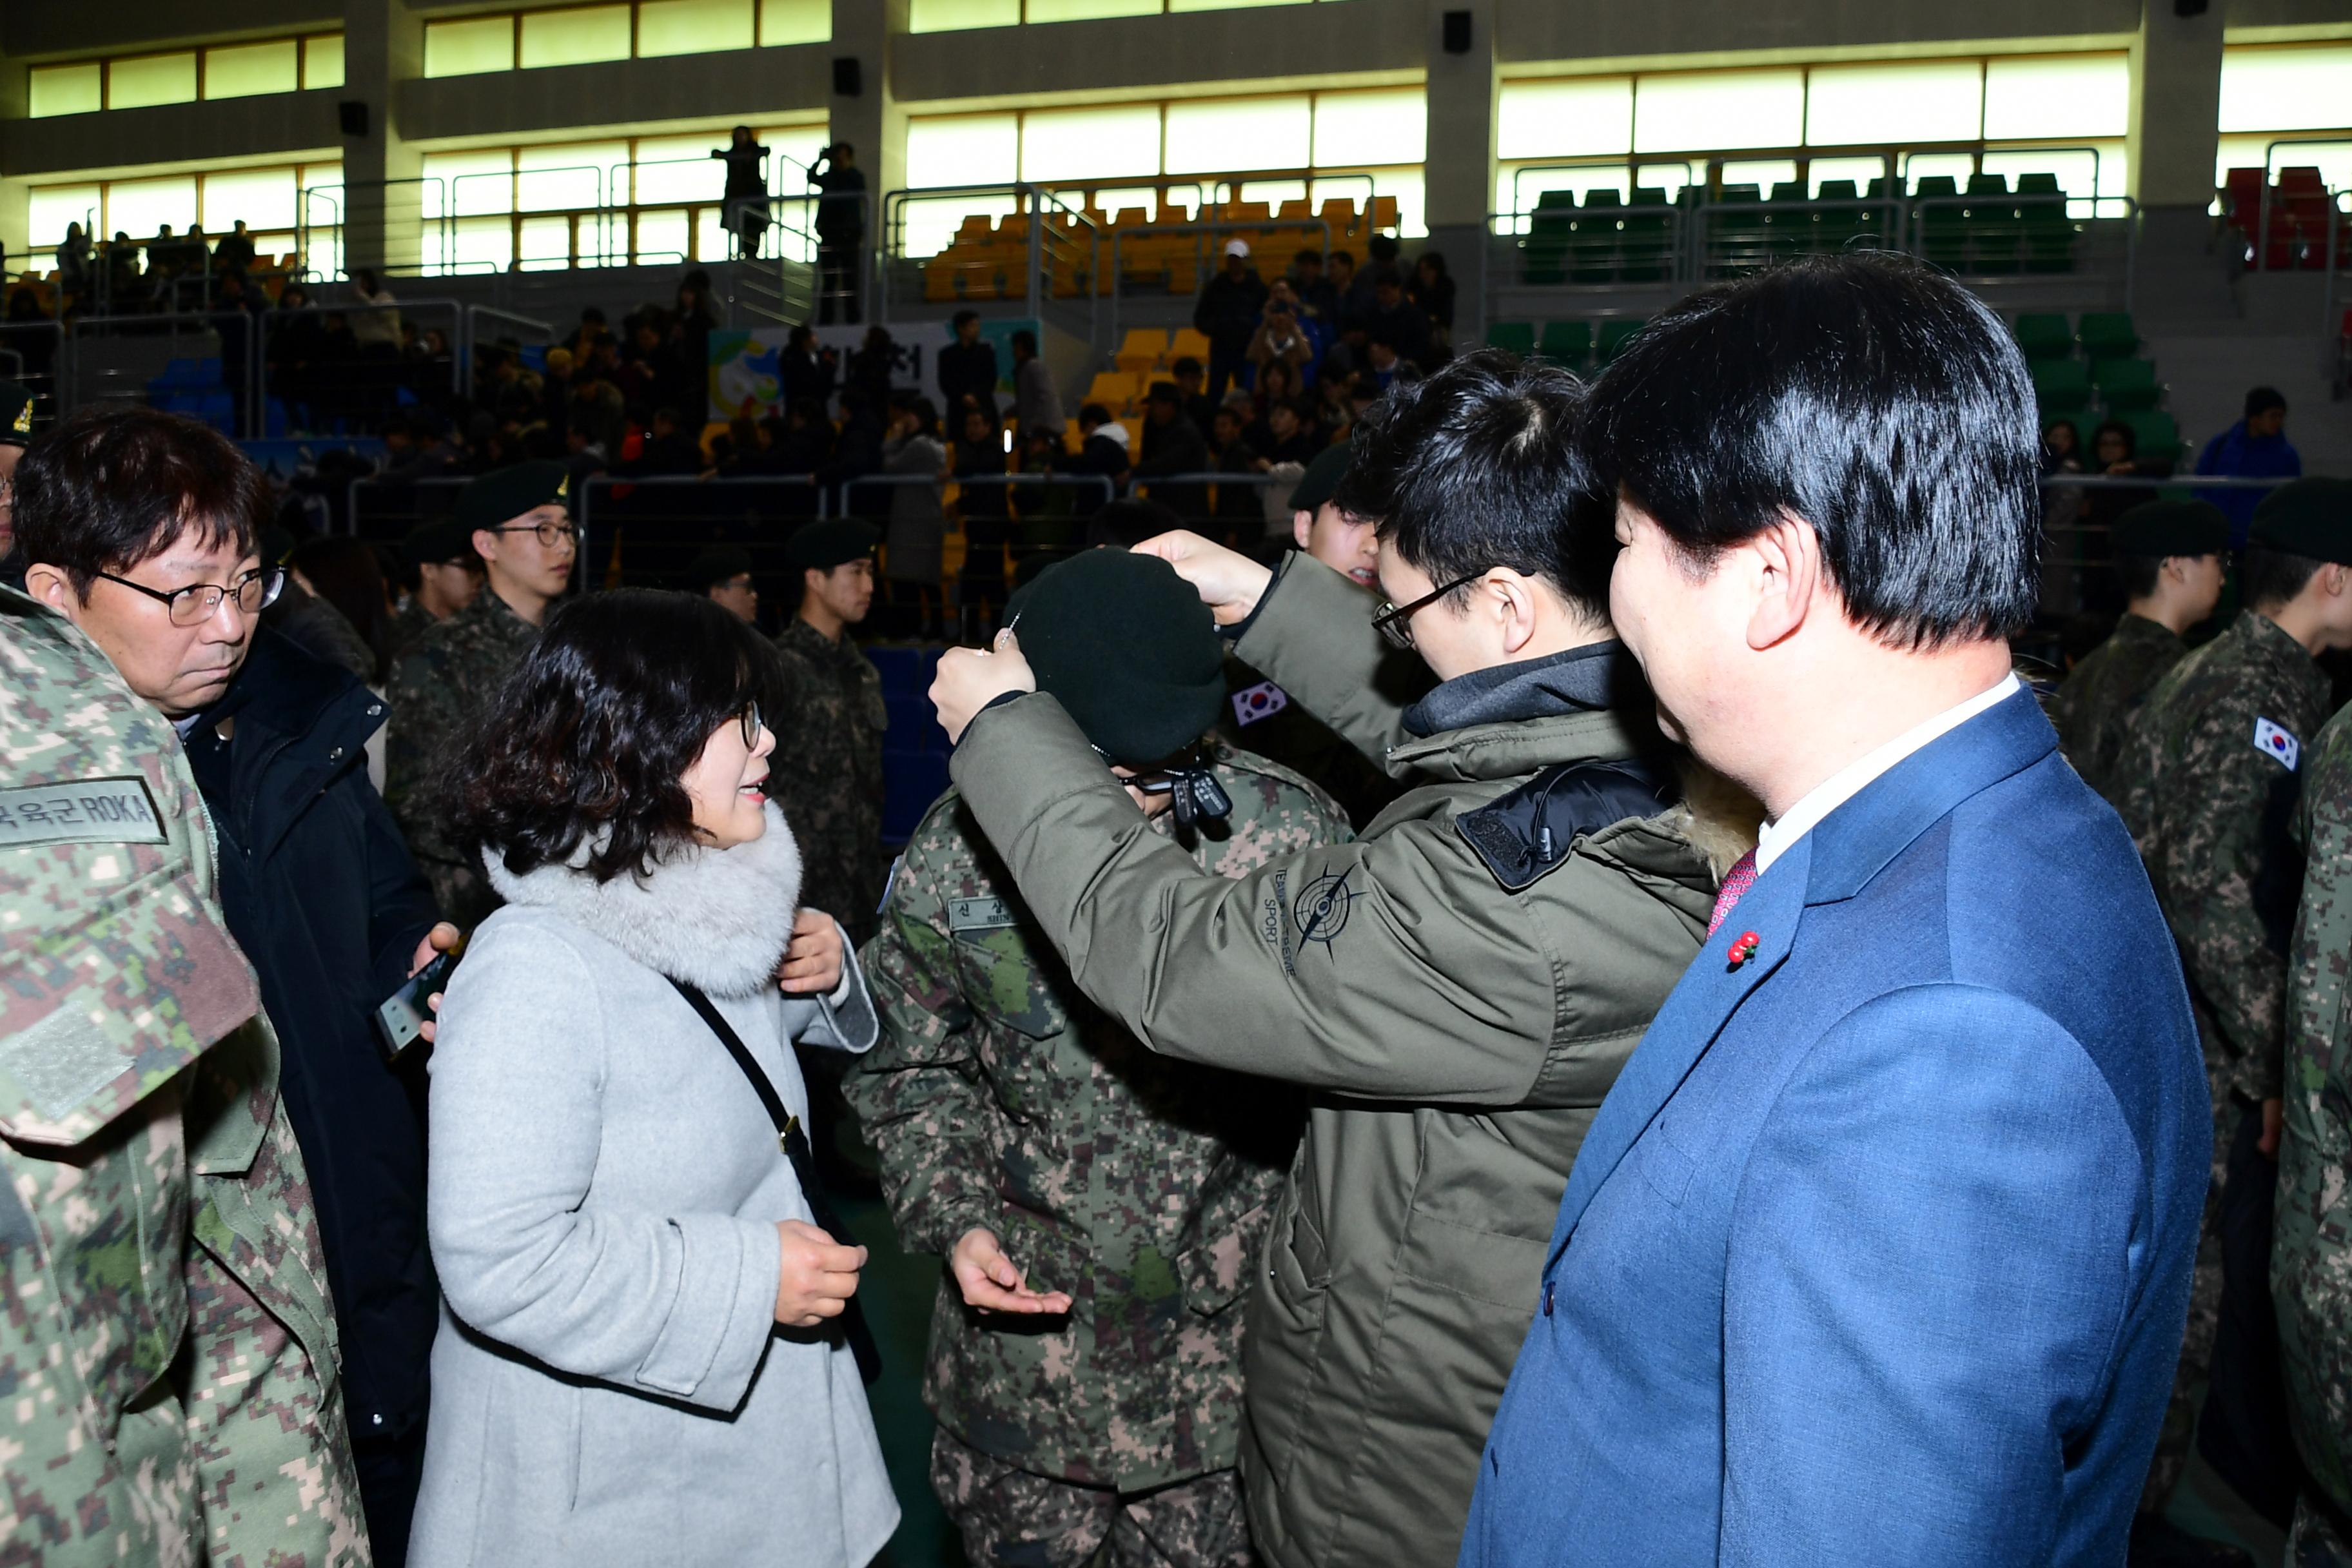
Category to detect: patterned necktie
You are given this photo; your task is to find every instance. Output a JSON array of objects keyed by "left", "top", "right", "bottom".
[{"left": 1708, "top": 848, "right": 1758, "bottom": 939}]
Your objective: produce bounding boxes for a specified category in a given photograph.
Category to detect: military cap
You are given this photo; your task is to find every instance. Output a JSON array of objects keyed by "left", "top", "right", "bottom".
[
  {"left": 402, "top": 514, "right": 479, "bottom": 568},
  {"left": 2113, "top": 500, "right": 2229, "bottom": 560},
  {"left": 0, "top": 381, "right": 32, "bottom": 446},
  {"left": 687, "top": 545, "right": 755, "bottom": 589},
  {"left": 786, "top": 519, "right": 881, "bottom": 573},
  {"left": 455, "top": 460, "right": 570, "bottom": 534},
  {"left": 1006, "top": 549, "right": 1225, "bottom": 767},
  {"left": 2249, "top": 478, "right": 2352, "bottom": 565},
  {"left": 1288, "top": 442, "right": 1354, "bottom": 514}
]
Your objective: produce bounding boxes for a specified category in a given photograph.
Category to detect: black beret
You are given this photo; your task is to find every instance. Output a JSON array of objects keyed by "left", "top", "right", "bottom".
[
  {"left": 2113, "top": 500, "right": 2229, "bottom": 560},
  {"left": 785, "top": 519, "right": 881, "bottom": 572},
  {"left": 1006, "top": 550, "right": 1226, "bottom": 767},
  {"left": 1287, "top": 442, "right": 1353, "bottom": 514},
  {"left": 403, "top": 514, "right": 478, "bottom": 567},
  {"left": 0, "top": 380, "right": 32, "bottom": 446},
  {"left": 2249, "top": 479, "right": 2352, "bottom": 565},
  {"left": 455, "top": 460, "right": 570, "bottom": 534},
  {"left": 687, "top": 546, "right": 754, "bottom": 588}
]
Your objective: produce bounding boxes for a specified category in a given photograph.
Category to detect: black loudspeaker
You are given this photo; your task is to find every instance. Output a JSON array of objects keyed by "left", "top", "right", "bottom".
[
  {"left": 832, "top": 56, "right": 862, "bottom": 97},
  {"left": 1442, "top": 10, "right": 1473, "bottom": 53},
  {"left": 2173, "top": 0, "right": 2209, "bottom": 14},
  {"left": 338, "top": 100, "right": 369, "bottom": 137}
]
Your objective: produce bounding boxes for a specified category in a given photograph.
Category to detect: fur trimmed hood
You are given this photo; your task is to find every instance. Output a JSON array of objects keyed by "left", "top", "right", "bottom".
[{"left": 485, "top": 803, "right": 802, "bottom": 997}]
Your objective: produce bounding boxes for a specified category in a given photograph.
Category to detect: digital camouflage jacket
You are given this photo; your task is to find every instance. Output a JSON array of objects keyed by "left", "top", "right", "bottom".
[
  {"left": 767, "top": 616, "right": 888, "bottom": 945},
  {"left": 0, "top": 587, "right": 369, "bottom": 1567},
  {"left": 847, "top": 746, "right": 1349, "bottom": 1493},
  {"left": 2117, "top": 609, "right": 2333, "bottom": 1108},
  {"left": 2049, "top": 612, "right": 2189, "bottom": 805},
  {"left": 384, "top": 585, "right": 541, "bottom": 928}
]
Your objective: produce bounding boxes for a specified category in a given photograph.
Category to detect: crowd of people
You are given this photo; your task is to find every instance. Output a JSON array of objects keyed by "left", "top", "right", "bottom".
[{"left": 5, "top": 249, "right": 2351, "bottom": 1568}]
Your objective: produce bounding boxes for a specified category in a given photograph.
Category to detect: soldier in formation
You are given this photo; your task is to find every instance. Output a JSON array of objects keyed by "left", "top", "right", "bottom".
[
  {"left": 388, "top": 513, "right": 484, "bottom": 659},
  {"left": 847, "top": 548, "right": 1349, "bottom": 1568},
  {"left": 2048, "top": 498, "right": 2228, "bottom": 803},
  {"left": 2116, "top": 479, "right": 2352, "bottom": 1534},
  {"left": 386, "top": 461, "right": 576, "bottom": 926},
  {"left": 1, "top": 579, "right": 369, "bottom": 1564}
]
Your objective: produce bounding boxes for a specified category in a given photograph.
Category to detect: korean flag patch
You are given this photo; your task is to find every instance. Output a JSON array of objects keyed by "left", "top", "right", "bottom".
[
  {"left": 1231, "top": 680, "right": 1290, "bottom": 727},
  {"left": 2255, "top": 717, "right": 2302, "bottom": 772}
]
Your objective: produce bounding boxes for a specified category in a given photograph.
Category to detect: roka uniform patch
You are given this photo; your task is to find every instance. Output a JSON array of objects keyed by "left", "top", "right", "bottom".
[
  {"left": 2255, "top": 717, "right": 2302, "bottom": 771},
  {"left": 0, "top": 778, "right": 166, "bottom": 847},
  {"left": 1231, "top": 681, "right": 1290, "bottom": 726}
]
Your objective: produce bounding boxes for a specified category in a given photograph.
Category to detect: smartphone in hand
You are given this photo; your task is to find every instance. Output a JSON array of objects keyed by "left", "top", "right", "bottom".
[{"left": 377, "top": 946, "right": 460, "bottom": 1059}]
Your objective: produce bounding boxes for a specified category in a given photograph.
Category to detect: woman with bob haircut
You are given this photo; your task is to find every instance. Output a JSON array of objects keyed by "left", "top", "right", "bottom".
[{"left": 407, "top": 589, "right": 897, "bottom": 1568}]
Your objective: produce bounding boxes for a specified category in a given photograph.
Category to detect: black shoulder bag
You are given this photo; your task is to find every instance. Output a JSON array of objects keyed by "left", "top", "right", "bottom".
[{"left": 666, "top": 977, "right": 882, "bottom": 1386}]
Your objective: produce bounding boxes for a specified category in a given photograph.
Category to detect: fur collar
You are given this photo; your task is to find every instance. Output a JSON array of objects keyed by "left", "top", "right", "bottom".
[{"left": 485, "top": 804, "right": 802, "bottom": 997}]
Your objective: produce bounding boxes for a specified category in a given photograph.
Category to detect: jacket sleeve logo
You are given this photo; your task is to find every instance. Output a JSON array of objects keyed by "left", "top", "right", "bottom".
[{"left": 1291, "top": 867, "right": 1365, "bottom": 956}]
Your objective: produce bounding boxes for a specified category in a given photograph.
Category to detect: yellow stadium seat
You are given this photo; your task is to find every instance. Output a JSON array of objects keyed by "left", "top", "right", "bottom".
[
  {"left": 1168, "top": 328, "right": 1211, "bottom": 364},
  {"left": 955, "top": 213, "right": 993, "bottom": 241},
  {"left": 1115, "top": 328, "right": 1168, "bottom": 373},
  {"left": 1371, "top": 195, "right": 1400, "bottom": 231},
  {"left": 1277, "top": 199, "right": 1311, "bottom": 220},
  {"left": 1318, "top": 199, "right": 1358, "bottom": 236},
  {"left": 1233, "top": 201, "right": 1272, "bottom": 223},
  {"left": 1113, "top": 207, "right": 1149, "bottom": 232},
  {"left": 1119, "top": 415, "right": 1144, "bottom": 453}
]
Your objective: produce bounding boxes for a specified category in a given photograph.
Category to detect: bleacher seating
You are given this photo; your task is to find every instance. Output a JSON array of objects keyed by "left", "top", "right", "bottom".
[
  {"left": 2222, "top": 165, "right": 2351, "bottom": 271},
  {"left": 2008, "top": 309, "right": 2178, "bottom": 466},
  {"left": 1480, "top": 315, "right": 1646, "bottom": 370}
]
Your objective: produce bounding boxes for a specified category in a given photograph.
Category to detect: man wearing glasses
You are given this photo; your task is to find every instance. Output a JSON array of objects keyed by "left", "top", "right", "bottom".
[
  {"left": 16, "top": 406, "right": 451, "bottom": 1562},
  {"left": 387, "top": 460, "right": 579, "bottom": 928},
  {"left": 928, "top": 353, "right": 1751, "bottom": 1568}
]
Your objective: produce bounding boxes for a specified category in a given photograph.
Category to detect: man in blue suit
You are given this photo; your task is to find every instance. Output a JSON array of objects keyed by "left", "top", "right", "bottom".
[{"left": 1461, "top": 255, "right": 2211, "bottom": 1565}]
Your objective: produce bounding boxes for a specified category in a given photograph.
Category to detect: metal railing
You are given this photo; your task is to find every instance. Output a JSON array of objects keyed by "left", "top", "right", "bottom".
[{"left": 2246, "top": 139, "right": 2352, "bottom": 275}]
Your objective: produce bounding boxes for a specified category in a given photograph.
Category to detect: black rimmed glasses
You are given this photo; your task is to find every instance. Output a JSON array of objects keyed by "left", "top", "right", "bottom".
[
  {"left": 1371, "top": 570, "right": 1486, "bottom": 651},
  {"left": 95, "top": 565, "right": 284, "bottom": 627},
  {"left": 489, "top": 518, "right": 582, "bottom": 549},
  {"left": 738, "top": 700, "right": 765, "bottom": 749}
]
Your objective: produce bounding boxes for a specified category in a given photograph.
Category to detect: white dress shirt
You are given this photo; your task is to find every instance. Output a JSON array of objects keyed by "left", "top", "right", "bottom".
[{"left": 1753, "top": 672, "right": 2022, "bottom": 874}]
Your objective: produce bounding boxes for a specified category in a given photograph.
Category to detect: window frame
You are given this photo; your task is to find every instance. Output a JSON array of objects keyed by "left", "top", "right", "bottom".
[{"left": 24, "top": 32, "right": 348, "bottom": 116}]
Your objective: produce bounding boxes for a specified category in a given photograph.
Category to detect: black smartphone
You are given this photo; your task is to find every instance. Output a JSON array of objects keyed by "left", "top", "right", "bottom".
[{"left": 376, "top": 946, "right": 460, "bottom": 1060}]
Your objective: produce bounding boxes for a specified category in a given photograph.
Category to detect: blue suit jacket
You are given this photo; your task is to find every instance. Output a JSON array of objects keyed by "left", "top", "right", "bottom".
[{"left": 1460, "top": 691, "right": 2208, "bottom": 1566}]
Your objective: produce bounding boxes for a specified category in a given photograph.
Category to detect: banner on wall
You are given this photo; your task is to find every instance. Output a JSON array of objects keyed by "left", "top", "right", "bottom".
[{"left": 707, "top": 318, "right": 1037, "bottom": 422}]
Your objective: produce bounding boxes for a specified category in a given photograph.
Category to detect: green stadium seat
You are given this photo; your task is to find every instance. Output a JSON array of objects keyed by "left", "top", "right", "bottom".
[
  {"left": 2092, "top": 357, "right": 2161, "bottom": 411},
  {"left": 1487, "top": 322, "right": 1538, "bottom": 355},
  {"left": 2014, "top": 313, "right": 2073, "bottom": 362},
  {"left": 1914, "top": 176, "right": 1960, "bottom": 199},
  {"left": 2077, "top": 312, "right": 2140, "bottom": 362},
  {"left": 1622, "top": 189, "right": 1673, "bottom": 282},
  {"left": 1598, "top": 318, "right": 1647, "bottom": 363},
  {"left": 1966, "top": 173, "right": 2010, "bottom": 197},
  {"left": 2015, "top": 175, "right": 2075, "bottom": 275},
  {"left": 2038, "top": 407, "right": 2095, "bottom": 442},
  {"left": 1538, "top": 320, "right": 1594, "bottom": 366},
  {"left": 2016, "top": 173, "right": 2063, "bottom": 196},
  {"left": 2031, "top": 359, "right": 2093, "bottom": 410},
  {"left": 2121, "top": 408, "right": 2180, "bottom": 467}
]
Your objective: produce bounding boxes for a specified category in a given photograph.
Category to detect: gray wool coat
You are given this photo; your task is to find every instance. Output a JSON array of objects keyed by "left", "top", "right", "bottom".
[{"left": 409, "top": 805, "right": 898, "bottom": 1568}]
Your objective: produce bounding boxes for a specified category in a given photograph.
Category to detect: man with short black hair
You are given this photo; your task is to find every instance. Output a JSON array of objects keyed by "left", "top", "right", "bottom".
[
  {"left": 1466, "top": 253, "right": 2208, "bottom": 1564},
  {"left": 386, "top": 460, "right": 576, "bottom": 926},
  {"left": 2115, "top": 478, "right": 2352, "bottom": 1542},
  {"left": 689, "top": 544, "right": 759, "bottom": 622},
  {"left": 928, "top": 351, "right": 1741, "bottom": 1568},
  {"left": 939, "top": 309, "right": 999, "bottom": 422},
  {"left": 810, "top": 141, "right": 866, "bottom": 324},
  {"left": 1133, "top": 382, "right": 1211, "bottom": 519},
  {"left": 2198, "top": 385, "right": 2301, "bottom": 548},
  {"left": 2049, "top": 498, "right": 2229, "bottom": 801}
]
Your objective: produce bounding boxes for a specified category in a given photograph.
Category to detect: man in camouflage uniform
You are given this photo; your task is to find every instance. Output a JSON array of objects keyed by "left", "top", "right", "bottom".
[
  {"left": 1, "top": 582, "right": 369, "bottom": 1565},
  {"left": 2048, "top": 499, "right": 2228, "bottom": 804},
  {"left": 768, "top": 518, "right": 889, "bottom": 945},
  {"left": 2117, "top": 480, "right": 2352, "bottom": 1531},
  {"left": 387, "top": 514, "right": 483, "bottom": 659},
  {"left": 847, "top": 551, "right": 1349, "bottom": 1568},
  {"left": 386, "top": 461, "right": 575, "bottom": 926}
]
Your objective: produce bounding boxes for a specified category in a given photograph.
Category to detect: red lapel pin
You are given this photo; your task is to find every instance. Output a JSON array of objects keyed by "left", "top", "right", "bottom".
[{"left": 1726, "top": 930, "right": 1760, "bottom": 971}]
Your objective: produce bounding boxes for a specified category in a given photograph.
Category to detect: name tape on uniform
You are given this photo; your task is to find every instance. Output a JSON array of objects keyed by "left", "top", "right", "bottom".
[
  {"left": 2255, "top": 717, "right": 2302, "bottom": 772},
  {"left": 946, "top": 896, "right": 1018, "bottom": 933},
  {"left": 0, "top": 778, "right": 166, "bottom": 848}
]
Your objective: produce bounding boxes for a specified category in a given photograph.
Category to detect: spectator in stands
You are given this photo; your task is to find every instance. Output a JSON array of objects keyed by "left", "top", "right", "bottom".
[
  {"left": 1365, "top": 339, "right": 1420, "bottom": 395},
  {"left": 1252, "top": 397, "right": 1320, "bottom": 468},
  {"left": 633, "top": 407, "right": 705, "bottom": 476},
  {"left": 954, "top": 407, "right": 1012, "bottom": 634},
  {"left": 391, "top": 516, "right": 483, "bottom": 656},
  {"left": 216, "top": 219, "right": 257, "bottom": 279},
  {"left": 146, "top": 224, "right": 181, "bottom": 288},
  {"left": 18, "top": 408, "right": 453, "bottom": 1563},
  {"left": 691, "top": 545, "right": 760, "bottom": 623},
  {"left": 1010, "top": 329, "right": 1063, "bottom": 438},
  {"left": 938, "top": 310, "right": 999, "bottom": 422},
  {"left": 1014, "top": 425, "right": 1077, "bottom": 580},
  {"left": 565, "top": 305, "right": 607, "bottom": 362},
  {"left": 1249, "top": 282, "right": 1316, "bottom": 383},
  {"left": 1209, "top": 405, "right": 1264, "bottom": 540},
  {"left": 0, "top": 381, "right": 29, "bottom": 558},
  {"left": 2040, "top": 418, "right": 2087, "bottom": 593},
  {"left": 1294, "top": 247, "right": 1338, "bottom": 324},
  {"left": 669, "top": 271, "right": 718, "bottom": 414},
  {"left": 810, "top": 141, "right": 867, "bottom": 324},
  {"left": 715, "top": 126, "right": 772, "bottom": 259},
  {"left": 1323, "top": 248, "right": 1356, "bottom": 322},
  {"left": 777, "top": 397, "right": 836, "bottom": 474},
  {"left": 782, "top": 324, "right": 836, "bottom": 411},
  {"left": 290, "top": 534, "right": 398, "bottom": 686},
  {"left": 1347, "top": 233, "right": 1401, "bottom": 322},
  {"left": 55, "top": 222, "right": 92, "bottom": 300},
  {"left": 713, "top": 414, "right": 769, "bottom": 476},
  {"left": 880, "top": 396, "right": 948, "bottom": 636},
  {"left": 349, "top": 268, "right": 402, "bottom": 357},
  {"left": 1361, "top": 266, "right": 1431, "bottom": 368},
  {"left": 1065, "top": 402, "right": 1132, "bottom": 487},
  {"left": 1195, "top": 239, "right": 1269, "bottom": 401},
  {"left": 213, "top": 271, "right": 264, "bottom": 436},
  {"left": 2197, "top": 386, "right": 2302, "bottom": 549},
  {"left": 1411, "top": 251, "right": 1455, "bottom": 355},
  {"left": 1134, "top": 382, "right": 1211, "bottom": 518},
  {"left": 1170, "top": 356, "right": 1217, "bottom": 436},
  {"left": 106, "top": 229, "right": 144, "bottom": 308},
  {"left": 1252, "top": 359, "right": 1304, "bottom": 429},
  {"left": 845, "top": 324, "right": 898, "bottom": 411},
  {"left": 2075, "top": 419, "right": 2168, "bottom": 616}
]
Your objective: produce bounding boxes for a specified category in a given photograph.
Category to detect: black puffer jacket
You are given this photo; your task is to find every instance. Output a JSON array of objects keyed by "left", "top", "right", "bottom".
[{"left": 184, "top": 630, "right": 439, "bottom": 1446}]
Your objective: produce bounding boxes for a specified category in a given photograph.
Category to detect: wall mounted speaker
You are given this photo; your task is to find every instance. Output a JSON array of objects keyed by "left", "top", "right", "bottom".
[
  {"left": 832, "top": 57, "right": 863, "bottom": 97},
  {"left": 1442, "top": 10, "right": 1473, "bottom": 54},
  {"left": 338, "top": 100, "right": 369, "bottom": 137},
  {"left": 2173, "top": 0, "right": 2209, "bottom": 14}
]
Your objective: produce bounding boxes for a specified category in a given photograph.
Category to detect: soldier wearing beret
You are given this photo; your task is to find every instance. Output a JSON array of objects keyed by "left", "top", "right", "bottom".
[
  {"left": 769, "top": 519, "right": 889, "bottom": 946},
  {"left": 2116, "top": 478, "right": 2352, "bottom": 1527},
  {"left": 389, "top": 513, "right": 484, "bottom": 659},
  {"left": 386, "top": 460, "right": 577, "bottom": 926},
  {"left": 0, "top": 378, "right": 34, "bottom": 560},
  {"left": 2048, "top": 499, "right": 2229, "bottom": 803},
  {"left": 688, "top": 544, "right": 760, "bottom": 623},
  {"left": 845, "top": 549, "right": 1349, "bottom": 1568}
]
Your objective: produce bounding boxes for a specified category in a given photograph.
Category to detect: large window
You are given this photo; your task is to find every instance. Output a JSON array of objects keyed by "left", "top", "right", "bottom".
[
  {"left": 2215, "top": 44, "right": 2352, "bottom": 190},
  {"left": 1495, "top": 52, "right": 2131, "bottom": 216},
  {"left": 422, "top": 0, "right": 826, "bottom": 76},
  {"left": 25, "top": 161, "right": 344, "bottom": 279},
  {"left": 903, "top": 86, "right": 1425, "bottom": 253},
  {"left": 26, "top": 34, "right": 345, "bottom": 117},
  {"left": 413, "top": 125, "right": 829, "bottom": 272},
  {"left": 910, "top": 0, "right": 1342, "bottom": 30}
]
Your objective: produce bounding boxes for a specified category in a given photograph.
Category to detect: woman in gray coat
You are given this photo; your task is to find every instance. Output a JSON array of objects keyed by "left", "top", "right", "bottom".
[{"left": 411, "top": 590, "right": 898, "bottom": 1567}]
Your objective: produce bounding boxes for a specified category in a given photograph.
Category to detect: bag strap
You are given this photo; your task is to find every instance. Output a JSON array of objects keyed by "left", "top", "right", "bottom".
[{"left": 664, "top": 976, "right": 881, "bottom": 1384}]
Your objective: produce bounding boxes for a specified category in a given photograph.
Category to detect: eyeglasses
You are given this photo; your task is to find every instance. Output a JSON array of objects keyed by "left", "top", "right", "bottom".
[
  {"left": 737, "top": 700, "right": 764, "bottom": 749},
  {"left": 95, "top": 565, "right": 284, "bottom": 627},
  {"left": 489, "top": 518, "right": 582, "bottom": 549},
  {"left": 1371, "top": 571, "right": 1486, "bottom": 651}
]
